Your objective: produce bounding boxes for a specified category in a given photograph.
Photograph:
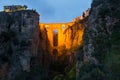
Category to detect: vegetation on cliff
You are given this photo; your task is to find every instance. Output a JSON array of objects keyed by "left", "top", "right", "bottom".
[{"left": 77, "top": 0, "right": 120, "bottom": 80}]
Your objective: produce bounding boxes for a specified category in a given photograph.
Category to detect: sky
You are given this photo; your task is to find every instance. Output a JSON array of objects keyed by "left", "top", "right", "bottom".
[{"left": 0, "top": 0, "right": 92, "bottom": 23}]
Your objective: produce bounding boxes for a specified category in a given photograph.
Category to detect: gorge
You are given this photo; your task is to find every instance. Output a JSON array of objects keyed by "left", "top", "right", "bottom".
[{"left": 0, "top": 0, "right": 120, "bottom": 80}]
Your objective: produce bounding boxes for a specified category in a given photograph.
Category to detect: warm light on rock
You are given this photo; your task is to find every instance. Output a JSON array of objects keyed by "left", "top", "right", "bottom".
[{"left": 39, "top": 20, "right": 85, "bottom": 56}]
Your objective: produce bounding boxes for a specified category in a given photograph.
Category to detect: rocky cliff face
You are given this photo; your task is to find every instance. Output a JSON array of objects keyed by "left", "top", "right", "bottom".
[
  {"left": 64, "top": 9, "right": 89, "bottom": 51},
  {"left": 77, "top": 0, "right": 120, "bottom": 80},
  {"left": 0, "top": 10, "right": 40, "bottom": 80}
]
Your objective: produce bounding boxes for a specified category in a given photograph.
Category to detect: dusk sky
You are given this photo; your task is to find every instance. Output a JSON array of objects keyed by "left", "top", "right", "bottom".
[{"left": 0, "top": 0, "right": 92, "bottom": 23}]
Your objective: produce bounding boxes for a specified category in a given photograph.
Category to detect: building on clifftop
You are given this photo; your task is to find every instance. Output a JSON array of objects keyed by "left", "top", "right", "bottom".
[{"left": 4, "top": 5, "right": 27, "bottom": 12}]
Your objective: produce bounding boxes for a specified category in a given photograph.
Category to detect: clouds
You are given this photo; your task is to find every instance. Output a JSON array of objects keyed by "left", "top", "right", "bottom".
[{"left": 0, "top": 0, "right": 92, "bottom": 22}]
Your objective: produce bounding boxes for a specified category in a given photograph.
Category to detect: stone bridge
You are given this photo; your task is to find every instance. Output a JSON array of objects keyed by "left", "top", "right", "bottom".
[{"left": 39, "top": 21, "right": 84, "bottom": 56}]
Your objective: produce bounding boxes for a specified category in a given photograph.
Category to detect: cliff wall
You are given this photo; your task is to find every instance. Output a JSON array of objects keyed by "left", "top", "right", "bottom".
[
  {"left": 0, "top": 10, "right": 40, "bottom": 80},
  {"left": 77, "top": 0, "right": 120, "bottom": 80}
]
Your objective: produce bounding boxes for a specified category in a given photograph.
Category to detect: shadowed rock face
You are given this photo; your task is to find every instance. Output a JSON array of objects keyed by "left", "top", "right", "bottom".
[
  {"left": 0, "top": 10, "right": 40, "bottom": 80},
  {"left": 77, "top": 0, "right": 120, "bottom": 80}
]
